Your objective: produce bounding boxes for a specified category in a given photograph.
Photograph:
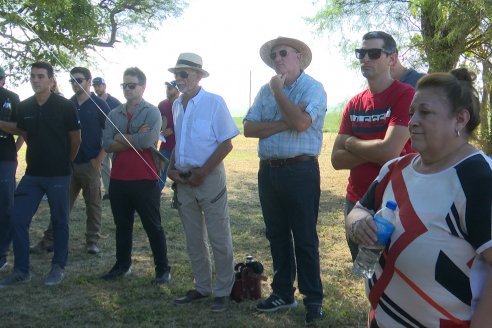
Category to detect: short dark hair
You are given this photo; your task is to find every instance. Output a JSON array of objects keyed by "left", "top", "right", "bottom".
[
  {"left": 31, "top": 61, "right": 54, "bottom": 78},
  {"left": 362, "top": 31, "right": 397, "bottom": 54},
  {"left": 70, "top": 67, "right": 92, "bottom": 80},
  {"left": 416, "top": 68, "right": 481, "bottom": 135},
  {"left": 123, "top": 67, "right": 146, "bottom": 85}
]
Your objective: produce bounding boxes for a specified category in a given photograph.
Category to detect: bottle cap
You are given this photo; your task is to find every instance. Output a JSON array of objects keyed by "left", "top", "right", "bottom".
[{"left": 385, "top": 200, "right": 397, "bottom": 211}]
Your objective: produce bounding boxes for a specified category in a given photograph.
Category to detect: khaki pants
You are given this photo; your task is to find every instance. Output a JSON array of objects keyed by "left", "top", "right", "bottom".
[
  {"left": 43, "top": 162, "right": 102, "bottom": 245},
  {"left": 176, "top": 163, "right": 235, "bottom": 297}
]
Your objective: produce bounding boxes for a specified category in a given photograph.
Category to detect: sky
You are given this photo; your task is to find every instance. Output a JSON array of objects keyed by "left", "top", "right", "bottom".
[{"left": 13, "top": 0, "right": 366, "bottom": 116}]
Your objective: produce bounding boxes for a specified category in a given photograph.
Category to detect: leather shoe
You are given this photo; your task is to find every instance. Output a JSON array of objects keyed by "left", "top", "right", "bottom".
[
  {"left": 87, "top": 243, "right": 100, "bottom": 255},
  {"left": 30, "top": 240, "right": 53, "bottom": 254},
  {"left": 174, "top": 289, "right": 208, "bottom": 305},
  {"left": 211, "top": 296, "right": 230, "bottom": 312}
]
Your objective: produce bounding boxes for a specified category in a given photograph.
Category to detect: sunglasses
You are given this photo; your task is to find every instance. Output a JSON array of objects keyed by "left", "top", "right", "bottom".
[
  {"left": 69, "top": 78, "right": 87, "bottom": 84},
  {"left": 174, "top": 71, "right": 189, "bottom": 79},
  {"left": 120, "top": 83, "right": 141, "bottom": 90},
  {"left": 355, "top": 48, "right": 391, "bottom": 60},
  {"left": 269, "top": 49, "right": 296, "bottom": 60}
]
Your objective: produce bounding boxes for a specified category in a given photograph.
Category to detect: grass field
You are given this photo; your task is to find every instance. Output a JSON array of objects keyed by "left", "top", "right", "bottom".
[{"left": 0, "top": 130, "right": 370, "bottom": 328}]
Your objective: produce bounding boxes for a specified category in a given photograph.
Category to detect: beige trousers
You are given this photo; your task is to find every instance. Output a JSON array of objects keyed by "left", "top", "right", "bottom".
[{"left": 176, "top": 163, "right": 235, "bottom": 297}]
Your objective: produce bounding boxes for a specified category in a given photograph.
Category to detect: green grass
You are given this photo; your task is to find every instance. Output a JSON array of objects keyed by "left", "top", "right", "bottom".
[
  {"left": 234, "top": 110, "right": 343, "bottom": 135},
  {"left": 0, "top": 134, "right": 368, "bottom": 328}
]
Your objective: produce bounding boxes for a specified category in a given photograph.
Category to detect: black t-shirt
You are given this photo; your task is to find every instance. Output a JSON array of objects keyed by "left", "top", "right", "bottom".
[
  {"left": 0, "top": 87, "right": 21, "bottom": 161},
  {"left": 17, "top": 93, "right": 81, "bottom": 176}
]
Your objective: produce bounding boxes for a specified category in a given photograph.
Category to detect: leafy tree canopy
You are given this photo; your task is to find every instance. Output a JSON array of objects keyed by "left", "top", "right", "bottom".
[
  {"left": 0, "top": 0, "right": 186, "bottom": 82},
  {"left": 308, "top": 0, "right": 492, "bottom": 72}
]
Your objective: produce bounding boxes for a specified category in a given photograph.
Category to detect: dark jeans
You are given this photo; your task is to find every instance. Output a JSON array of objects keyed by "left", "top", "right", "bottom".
[
  {"left": 258, "top": 158, "right": 323, "bottom": 306},
  {"left": 11, "top": 175, "right": 71, "bottom": 273},
  {"left": 344, "top": 199, "right": 359, "bottom": 261},
  {"left": 0, "top": 161, "right": 17, "bottom": 259},
  {"left": 109, "top": 179, "right": 170, "bottom": 273}
]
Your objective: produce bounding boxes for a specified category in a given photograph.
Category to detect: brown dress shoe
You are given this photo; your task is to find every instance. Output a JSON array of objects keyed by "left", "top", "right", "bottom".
[
  {"left": 173, "top": 289, "right": 208, "bottom": 305},
  {"left": 30, "top": 240, "right": 53, "bottom": 254}
]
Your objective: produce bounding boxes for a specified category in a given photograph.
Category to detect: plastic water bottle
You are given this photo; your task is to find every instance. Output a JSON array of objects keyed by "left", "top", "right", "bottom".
[
  {"left": 352, "top": 200, "right": 397, "bottom": 279},
  {"left": 0, "top": 98, "right": 12, "bottom": 138}
]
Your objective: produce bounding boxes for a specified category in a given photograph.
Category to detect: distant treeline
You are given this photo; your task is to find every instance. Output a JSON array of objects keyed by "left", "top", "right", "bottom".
[{"left": 233, "top": 108, "right": 343, "bottom": 135}]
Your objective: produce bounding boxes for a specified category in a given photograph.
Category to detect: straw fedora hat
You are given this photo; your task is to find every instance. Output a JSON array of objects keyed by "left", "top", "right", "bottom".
[
  {"left": 260, "top": 37, "right": 312, "bottom": 70},
  {"left": 168, "top": 53, "right": 209, "bottom": 78}
]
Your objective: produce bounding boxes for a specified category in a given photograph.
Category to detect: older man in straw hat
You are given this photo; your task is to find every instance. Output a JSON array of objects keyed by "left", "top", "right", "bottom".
[
  {"left": 167, "top": 53, "right": 239, "bottom": 312},
  {"left": 243, "top": 37, "right": 326, "bottom": 325}
]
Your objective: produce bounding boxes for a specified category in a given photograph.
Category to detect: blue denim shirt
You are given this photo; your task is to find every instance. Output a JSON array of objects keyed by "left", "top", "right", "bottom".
[{"left": 244, "top": 72, "right": 327, "bottom": 159}]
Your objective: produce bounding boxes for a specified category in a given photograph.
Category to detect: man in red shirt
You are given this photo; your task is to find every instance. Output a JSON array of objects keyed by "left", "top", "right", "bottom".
[
  {"left": 101, "top": 67, "right": 170, "bottom": 284},
  {"left": 331, "top": 31, "right": 415, "bottom": 261},
  {"left": 157, "top": 80, "right": 179, "bottom": 191}
]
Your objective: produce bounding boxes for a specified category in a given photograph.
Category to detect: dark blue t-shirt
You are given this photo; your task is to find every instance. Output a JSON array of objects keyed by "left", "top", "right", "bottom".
[
  {"left": 71, "top": 93, "right": 110, "bottom": 163},
  {"left": 105, "top": 94, "right": 122, "bottom": 110},
  {"left": 401, "top": 68, "right": 425, "bottom": 88}
]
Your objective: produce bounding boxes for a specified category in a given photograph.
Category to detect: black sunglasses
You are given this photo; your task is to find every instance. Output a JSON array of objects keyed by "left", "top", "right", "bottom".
[
  {"left": 355, "top": 48, "right": 391, "bottom": 60},
  {"left": 120, "top": 83, "right": 141, "bottom": 90},
  {"left": 69, "top": 78, "right": 87, "bottom": 84},
  {"left": 269, "top": 49, "right": 296, "bottom": 60},
  {"left": 174, "top": 71, "right": 189, "bottom": 79}
]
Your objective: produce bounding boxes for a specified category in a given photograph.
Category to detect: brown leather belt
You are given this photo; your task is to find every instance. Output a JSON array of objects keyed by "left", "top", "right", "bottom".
[{"left": 261, "top": 155, "right": 317, "bottom": 168}]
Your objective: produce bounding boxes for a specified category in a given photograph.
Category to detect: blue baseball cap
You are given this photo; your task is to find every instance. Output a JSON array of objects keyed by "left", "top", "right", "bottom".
[
  {"left": 165, "top": 81, "right": 177, "bottom": 88},
  {"left": 92, "top": 77, "right": 105, "bottom": 85}
]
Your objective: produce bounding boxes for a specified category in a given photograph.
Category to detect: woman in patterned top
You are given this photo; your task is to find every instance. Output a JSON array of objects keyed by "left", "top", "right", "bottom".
[{"left": 347, "top": 68, "right": 492, "bottom": 328}]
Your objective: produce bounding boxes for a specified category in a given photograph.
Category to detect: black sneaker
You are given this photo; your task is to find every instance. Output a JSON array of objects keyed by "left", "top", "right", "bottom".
[
  {"left": 304, "top": 304, "right": 324, "bottom": 326},
  {"left": 0, "top": 269, "right": 31, "bottom": 288},
  {"left": 101, "top": 264, "right": 131, "bottom": 280},
  {"left": 152, "top": 270, "right": 171, "bottom": 284},
  {"left": 256, "top": 294, "right": 298, "bottom": 312},
  {"left": 45, "top": 264, "right": 65, "bottom": 286}
]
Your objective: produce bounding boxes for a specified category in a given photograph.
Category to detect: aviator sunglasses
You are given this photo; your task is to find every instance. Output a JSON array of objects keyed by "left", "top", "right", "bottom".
[
  {"left": 69, "top": 78, "right": 87, "bottom": 84},
  {"left": 120, "top": 83, "right": 142, "bottom": 90},
  {"left": 269, "top": 49, "right": 297, "bottom": 60},
  {"left": 355, "top": 48, "right": 391, "bottom": 60}
]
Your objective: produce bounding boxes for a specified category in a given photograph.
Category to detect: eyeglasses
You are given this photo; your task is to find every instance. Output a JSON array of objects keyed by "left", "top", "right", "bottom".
[
  {"left": 269, "top": 49, "right": 297, "bottom": 60},
  {"left": 174, "top": 71, "right": 189, "bottom": 79},
  {"left": 355, "top": 48, "right": 391, "bottom": 60},
  {"left": 120, "top": 83, "right": 142, "bottom": 90},
  {"left": 69, "top": 78, "right": 87, "bottom": 84}
]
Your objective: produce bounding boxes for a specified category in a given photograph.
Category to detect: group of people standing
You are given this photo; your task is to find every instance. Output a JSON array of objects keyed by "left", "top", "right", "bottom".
[{"left": 0, "top": 30, "right": 491, "bottom": 327}]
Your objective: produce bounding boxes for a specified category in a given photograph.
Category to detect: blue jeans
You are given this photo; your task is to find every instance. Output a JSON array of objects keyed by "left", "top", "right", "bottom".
[
  {"left": 11, "top": 175, "right": 71, "bottom": 273},
  {"left": 0, "top": 161, "right": 17, "bottom": 259},
  {"left": 158, "top": 149, "right": 172, "bottom": 191},
  {"left": 258, "top": 158, "right": 323, "bottom": 305}
]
